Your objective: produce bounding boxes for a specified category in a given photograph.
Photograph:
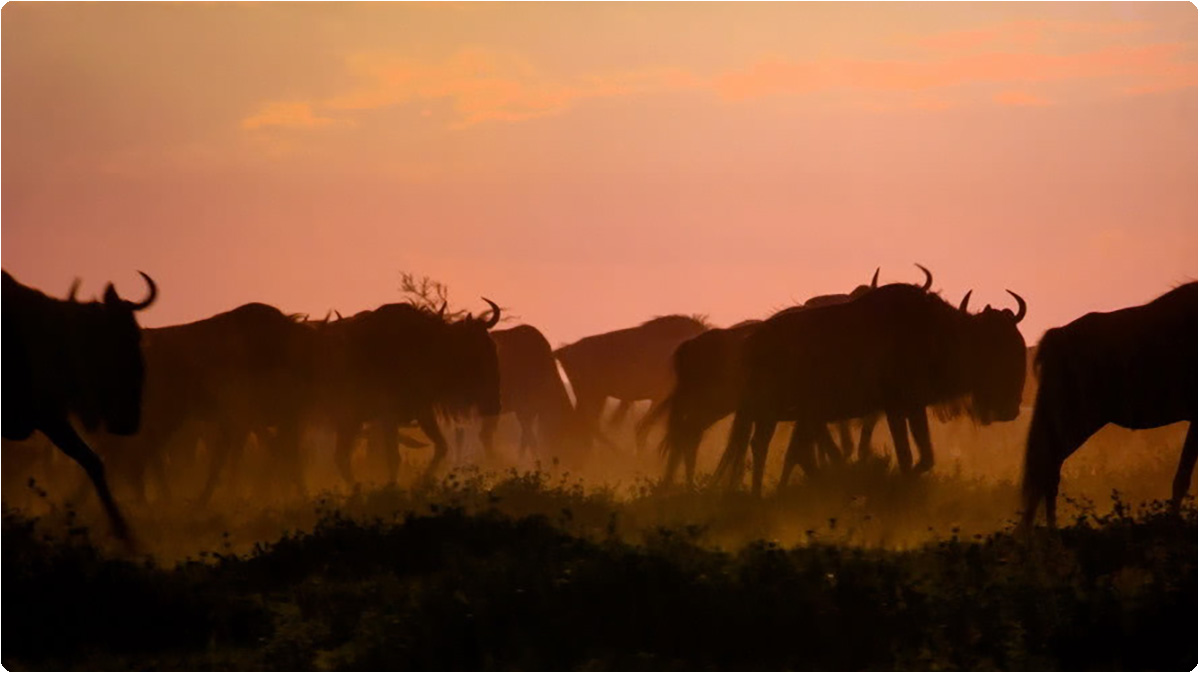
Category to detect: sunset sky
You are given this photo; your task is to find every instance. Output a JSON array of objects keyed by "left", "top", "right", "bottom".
[{"left": 3, "top": 2, "right": 1196, "bottom": 346}]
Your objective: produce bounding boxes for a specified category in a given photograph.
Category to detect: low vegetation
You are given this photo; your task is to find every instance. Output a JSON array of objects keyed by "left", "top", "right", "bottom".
[{"left": 3, "top": 462, "right": 1196, "bottom": 670}]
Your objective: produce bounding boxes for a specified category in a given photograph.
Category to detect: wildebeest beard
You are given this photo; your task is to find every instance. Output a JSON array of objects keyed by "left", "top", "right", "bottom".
[{"left": 435, "top": 318, "right": 502, "bottom": 419}]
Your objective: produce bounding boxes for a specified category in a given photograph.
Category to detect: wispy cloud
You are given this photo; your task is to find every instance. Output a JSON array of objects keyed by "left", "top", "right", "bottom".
[
  {"left": 241, "top": 102, "right": 340, "bottom": 131},
  {"left": 288, "top": 49, "right": 699, "bottom": 130},
  {"left": 239, "top": 19, "right": 1195, "bottom": 134}
]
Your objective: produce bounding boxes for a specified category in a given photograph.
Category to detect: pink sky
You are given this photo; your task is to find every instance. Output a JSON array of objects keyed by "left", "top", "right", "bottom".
[{"left": 3, "top": 2, "right": 1196, "bottom": 346}]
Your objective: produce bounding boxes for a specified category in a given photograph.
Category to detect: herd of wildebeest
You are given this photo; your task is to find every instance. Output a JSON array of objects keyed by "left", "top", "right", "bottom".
[{"left": 2, "top": 264, "right": 1196, "bottom": 546}]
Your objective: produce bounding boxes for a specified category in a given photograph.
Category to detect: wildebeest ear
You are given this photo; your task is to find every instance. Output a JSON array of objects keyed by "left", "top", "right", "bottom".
[{"left": 103, "top": 283, "right": 121, "bottom": 306}]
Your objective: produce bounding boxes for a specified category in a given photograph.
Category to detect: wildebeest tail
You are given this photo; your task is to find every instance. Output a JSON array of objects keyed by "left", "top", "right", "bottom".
[
  {"left": 1032, "top": 327, "right": 1068, "bottom": 380},
  {"left": 1021, "top": 327, "right": 1069, "bottom": 504}
]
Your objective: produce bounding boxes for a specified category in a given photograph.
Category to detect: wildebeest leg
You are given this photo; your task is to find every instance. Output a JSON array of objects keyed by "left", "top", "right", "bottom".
[
  {"left": 333, "top": 420, "right": 359, "bottom": 487},
  {"left": 452, "top": 426, "right": 466, "bottom": 464},
  {"left": 885, "top": 410, "right": 914, "bottom": 473},
  {"left": 418, "top": 412, "right": 450, "bottom": 478},
  {"left": 816, "top": 425, "right": 842, "bottom": 467},
  {"left": 749, "top": 419, "right": 778, "bottom": 497},
  {"left": 609, "top": 399, "right": 632, "bottom": 428},
  {"left": 1020, "top": 405, "right": 1102, "bottom": 531},
  {"left": 857, "top": 414, "right": 879, "bottom": 461},
  {"left": 274, "top": 423, "right": 306, "bottom": 498},
  {"left": 661, "top": 421, "right": 700, "bottom": 488},
  {"left": 909, "top": 408, "right": 934, "bottom": 473},
  {"left": 660, "top": 436, "right": 683, "bottom": 488},
  {"left": 378, "top": 419, "right": 402, "bottom": 485},
  {"left": 835, "top": 420, "right": 854, "bottom": 462},
  {"left": 516, "top": 410, "right": 538, "bottom": 459},
  {"left": 575, "top": 391, "right": 618, "bottom": 451},
  {"left": 39, "top": 420, "right": 131, "bottom": 543},
  {"left": 713, "top": 411, "right": 753, "bottom": 490},
  {"left": 682, "top": 430, "right": 699, "bottom": 489},
  {"left": 1171, "top": 421, "right": 1197, "bottom": 512},
  {"left": 197, "top": 422, "right": 246, "bottom": 506},
  {"left": 780, "top": 424, "right": 818, "bottom": 490},
  {"left": 633, "top": 408, "right": 657, "bottom": 457},
  {"left": 479, "top": 415, "right": 500, "bottom": 459}
]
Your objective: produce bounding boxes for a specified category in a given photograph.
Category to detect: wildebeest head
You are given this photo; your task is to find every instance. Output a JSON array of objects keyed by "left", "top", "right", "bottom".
[
  {"left": 958, "top": 289, "right": 1027, "bottom": 424},
  {"left": 77, "top": 272, "right": 158, "bottom": 434},
  {"left": 443, "top": 298, "right": 503, "bottom": 417}
]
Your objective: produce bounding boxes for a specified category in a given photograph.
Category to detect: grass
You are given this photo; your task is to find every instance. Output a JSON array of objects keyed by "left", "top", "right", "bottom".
[
  {"left": 2, "top": 413, "right": 1195, "bottom": 669},
  {"left": 2, "top": 467, "right": 1196, "bottom": 670}
]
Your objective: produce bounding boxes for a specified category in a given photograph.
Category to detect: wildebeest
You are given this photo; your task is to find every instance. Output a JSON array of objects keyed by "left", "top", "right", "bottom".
[
  {"left": 2, "top": 269, "right": 157, "bottom": 541},
  {"left": 554, "top": 314, "right": 710, "bottom": 455},
  {"left": 1021, "top": 282, "right": 1197, "bottom": 530},
  {"left": 655, "top": 267, "right": 929, "bottom": 487},
  {"left": 98, "top": 303, "right": 326, "bottom": 505},
  {"left": 322, "top": 299, "right": 502, "bottom": 485},
  {"left": 477, "top": 324, "right": 587, "bottom": 461},
  {"left": 715, "top": 281, "right": 1028, "bottom": 496}
]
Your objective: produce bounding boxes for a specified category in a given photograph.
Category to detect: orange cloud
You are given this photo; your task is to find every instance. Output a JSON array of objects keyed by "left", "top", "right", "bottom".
[
  {"left": 240, "top": 21, "right": 1194, "bottom": 133},
  {"left": 319, "top": 49, "right": 699, "bottom": 129},
  {"left": 993, "top": 90, "right": 1052, "bottom": 107},
  {"left": 241, "top": 102, "right": 339, "bottom": 131}
]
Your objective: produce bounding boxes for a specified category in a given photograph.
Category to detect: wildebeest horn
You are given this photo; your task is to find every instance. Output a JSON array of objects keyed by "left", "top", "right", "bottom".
[
  {"left": 870, "top": 268, "right": 879, "bottom": 289},
  {"left": 482, "top": 297, "right": 501, "bottom": 328},
  {"left": 1006, "top": 290, "right": 1026, "bottom": 324},
  {"left": 915, "top": 264, "right": 932, "bottom": 292},
  {"left": 322, "top": 310, "right": 333, "bottom": 324},
  {"left": 128, "top": 271, "right": 157, "bottom": 311},
  {"left": 958, "top": 290, "right": 972, "bottom": 313},
  {"left": 335, "top": 310, "right": 343, "bottom": 321},
  {"left": 67, "top": 278, "right": 82, "bottom": 302}
]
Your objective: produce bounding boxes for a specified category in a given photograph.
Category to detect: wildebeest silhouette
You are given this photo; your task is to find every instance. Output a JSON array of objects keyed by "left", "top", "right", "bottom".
[
  {"left": 554, "top": 314, "right": 711, "bottom": 455},
  {"left": 2, "top": 269, "right": 157, "bottom": 541},
  {"left": 97, "top": 302, "right": 325, "bottom": 505},
  {"left": 715, "top": 280, "right": 1027, "bottom": 496},
  {"left": 1021, "top": 282, "right": 1197, "bottom": 530},
  {"left": 654, "top": 267, "right": 904, "bottom": 487},
  {"left": 321, "top": 299, "right": 502, "bottom": 485},
  {"left": 477, "top": 324, "right": 587, "bottom": 461}
]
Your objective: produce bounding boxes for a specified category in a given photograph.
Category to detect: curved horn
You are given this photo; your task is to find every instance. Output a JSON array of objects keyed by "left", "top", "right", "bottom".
[
  {"left": 870, "top": 267, "right": 880, "bottom": 289},
  {"left": 915, "top": 264, "right": 932, "bottom": 292},
  {"left": 958, "top": 290, "right": 972, "bottom": 313},
  {"left": 1006, "top": 290, "right": 1027, "bottom": 324},
  {"left": 67, "top": 278, "right": 82, "bottom": 302},
  {"left": 438, "top": 300, "right": 448, "bottom": 318},
  {"left": 322, "top": 310, "right": 334, "bottom": 324},
  {"left": 128, "top": 271, "right": 158, "bottom": 311},
  {"left": 334, "top": 310, "right": 343, "bottom": 321},
  {"left": 481, "top": 297, "right": 501, "bottom": 329}
]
